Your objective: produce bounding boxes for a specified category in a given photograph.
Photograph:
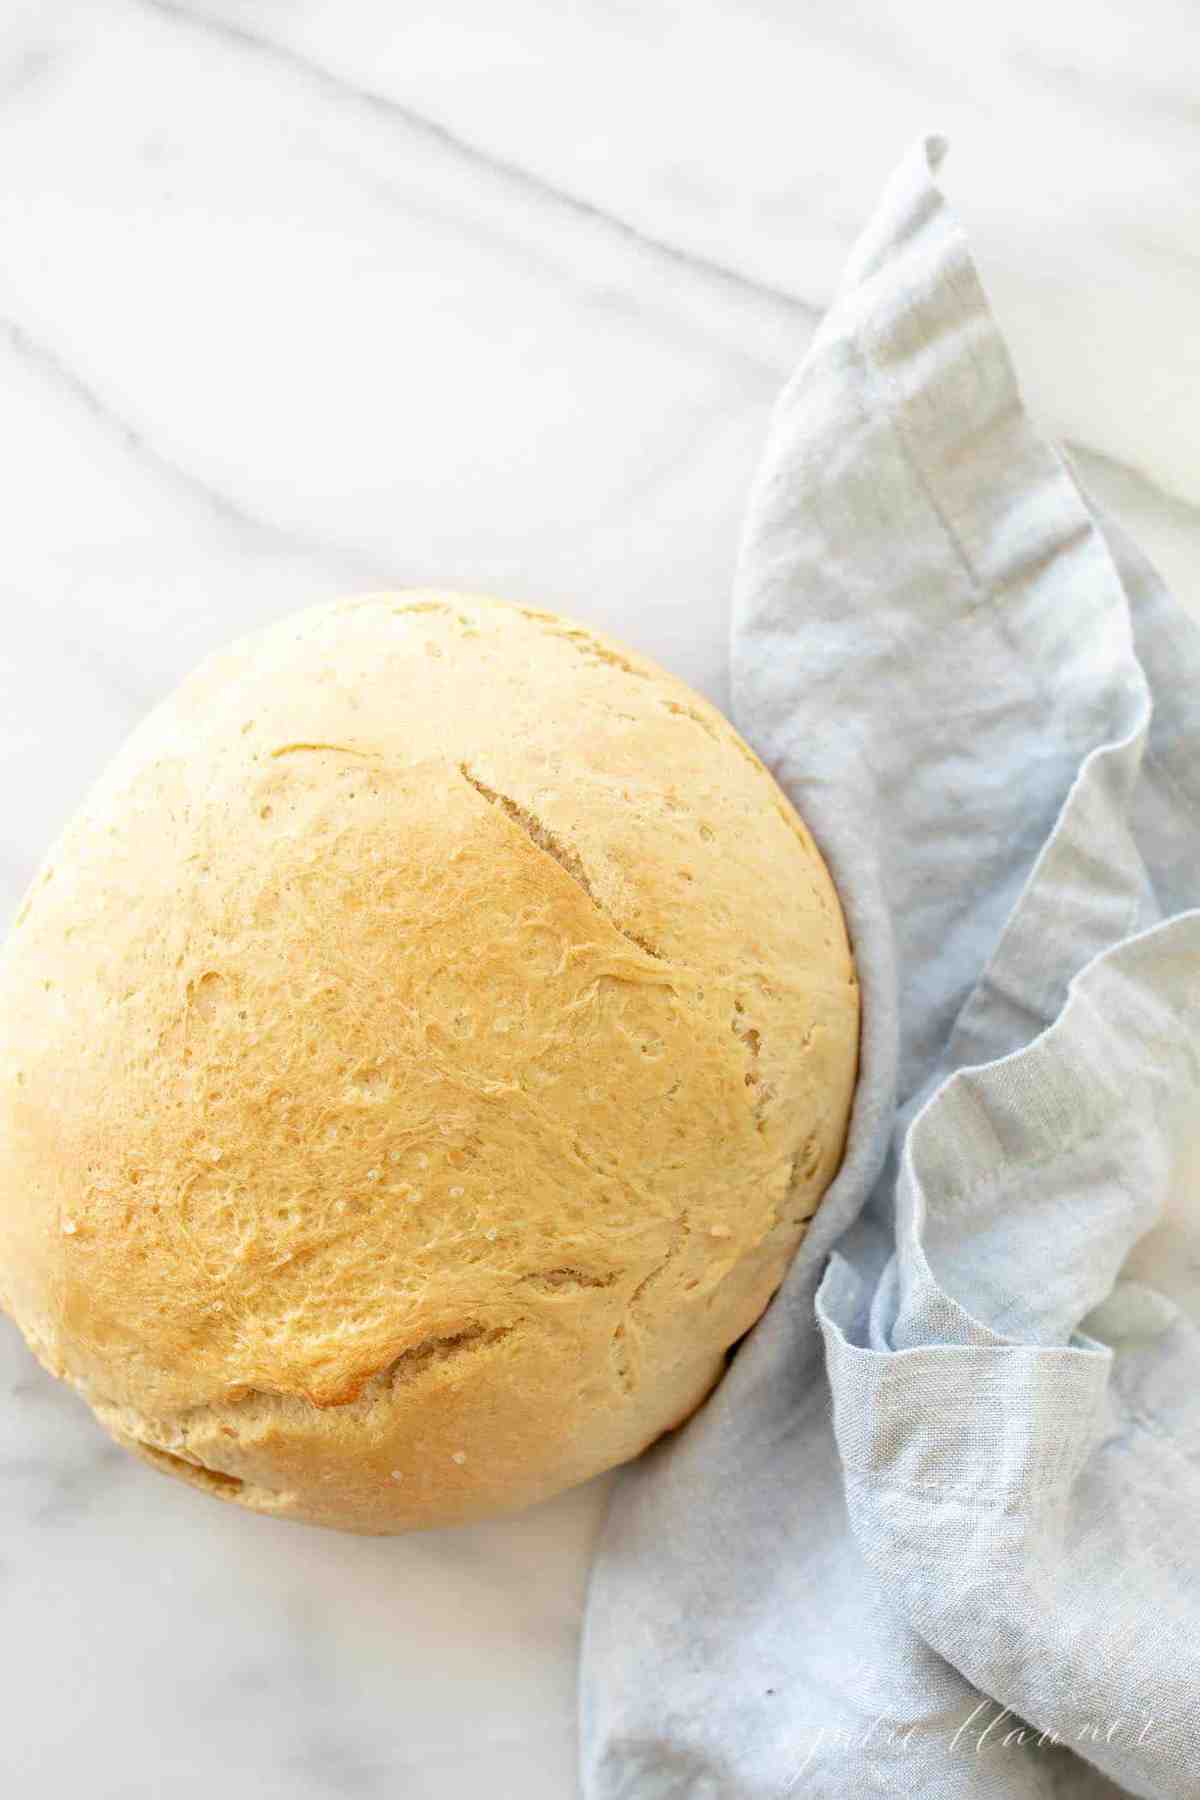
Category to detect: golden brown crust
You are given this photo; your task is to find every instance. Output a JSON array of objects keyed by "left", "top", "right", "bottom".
[{"left": 0, "top": 593, "right": 858, "bottom": 1531}]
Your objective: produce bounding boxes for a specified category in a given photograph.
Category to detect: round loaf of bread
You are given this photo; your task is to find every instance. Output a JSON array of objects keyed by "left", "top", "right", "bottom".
[{"left": 0, "top": 594, "right": 858, "bottom": 1532}]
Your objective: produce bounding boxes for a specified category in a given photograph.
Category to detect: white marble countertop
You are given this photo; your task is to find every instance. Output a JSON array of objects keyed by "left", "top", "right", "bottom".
[{"left": 2, "top": 5, "right": 1197, "bottom": 1795}]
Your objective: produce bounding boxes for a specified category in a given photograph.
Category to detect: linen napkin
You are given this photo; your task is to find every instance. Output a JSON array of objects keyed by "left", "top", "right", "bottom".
[{"left": 579, "top": 137, "right": 1200, "bottom": 1800}]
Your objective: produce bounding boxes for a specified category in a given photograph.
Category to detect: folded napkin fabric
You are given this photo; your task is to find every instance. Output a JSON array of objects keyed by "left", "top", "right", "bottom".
[{"left": 580, "top": 137, "right": 1200, "bottom": 1800}]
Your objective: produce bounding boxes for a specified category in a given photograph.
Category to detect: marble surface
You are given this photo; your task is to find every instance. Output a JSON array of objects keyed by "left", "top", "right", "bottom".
[{"left": 1, "top": 4, "right": 1198, "bottom": 1795}]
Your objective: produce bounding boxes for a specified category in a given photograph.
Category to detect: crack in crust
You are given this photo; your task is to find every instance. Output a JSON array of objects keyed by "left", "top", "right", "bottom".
[
  {"left": 732, "top": 997, "right": 772, "bottom": 1133},
  {"left": 610, "top": 1212, "right": 693, "bottom": 1395},
  {"left": 660, "top": 698, "right": 719, "bottom": 741},
  {"left": 269, "top": 741, "right": 379, "bottom": 759},
  {"left": 459, "top": 764, "right": 663, "bottom": 959},
  {"left": 516, "top": 614, "right": 651, "bottom": 681},
  {"left": 376, "top": 1324, "right": 512, "bottom": 1390},
  {"left": 519, "top": 1267, "right": 617, "bottom": 1294},
  {"left": 109, "top": 1324, "right": 515, "bottom": 1454},
  {"left": 133, "top": 1441, "right": 248, "bottom": 1497}
]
